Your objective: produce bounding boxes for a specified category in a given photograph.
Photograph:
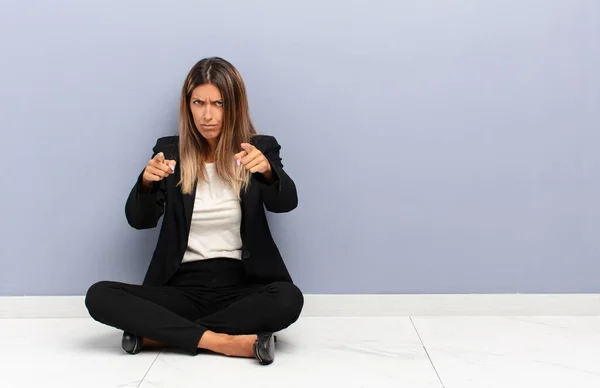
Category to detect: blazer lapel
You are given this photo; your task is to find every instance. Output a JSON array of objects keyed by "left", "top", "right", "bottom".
[
  {"left": 239, "top": 185, "right": 247, "bottom": 241},
  {"left": 183, "top": 180, "right": 196, "bottom": 233}
]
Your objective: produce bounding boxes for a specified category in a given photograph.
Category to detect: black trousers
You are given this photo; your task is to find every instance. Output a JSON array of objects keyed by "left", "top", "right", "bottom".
[{"left": 85, "top": 258, "right": 304, "bottom": 355}]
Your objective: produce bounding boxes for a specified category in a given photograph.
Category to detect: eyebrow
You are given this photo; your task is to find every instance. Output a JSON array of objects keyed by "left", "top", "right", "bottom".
[{"left": 191, "top": 96, "right": 223, "bottom": 101}]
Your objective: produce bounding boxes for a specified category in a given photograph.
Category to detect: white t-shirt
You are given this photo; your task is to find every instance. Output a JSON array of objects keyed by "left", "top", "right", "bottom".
[{"left": 181, "top": 163, "right": 242, "bottom": 263}]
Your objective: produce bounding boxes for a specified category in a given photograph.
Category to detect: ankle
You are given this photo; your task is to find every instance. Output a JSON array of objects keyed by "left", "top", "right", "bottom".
[
  {"left": 197, "top": 332, "right": 256, "bottom": 358},
  {"left": 198, "top": 331, "right": 232, "bottom": 352},
  {"left": 143, "top": 338, "right": 168, "bottom": 349}
]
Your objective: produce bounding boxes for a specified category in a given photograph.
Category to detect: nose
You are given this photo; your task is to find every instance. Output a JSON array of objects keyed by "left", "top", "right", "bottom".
[{"left": 203, "top": 104, "right": 213, "bottom": 121}]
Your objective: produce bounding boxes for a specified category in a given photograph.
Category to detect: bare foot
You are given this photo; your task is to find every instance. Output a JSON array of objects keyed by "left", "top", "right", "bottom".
[
  {"left": 198, "top": 331, "right": 258, "bottom": 358},
  {"left": 221, "top": 334, "right": 257, "bottom": 358}
]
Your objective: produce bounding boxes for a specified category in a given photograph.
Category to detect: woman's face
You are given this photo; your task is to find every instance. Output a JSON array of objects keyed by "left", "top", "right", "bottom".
[{"left": 190, "top": 83, "right": 224, "bottom": 142}]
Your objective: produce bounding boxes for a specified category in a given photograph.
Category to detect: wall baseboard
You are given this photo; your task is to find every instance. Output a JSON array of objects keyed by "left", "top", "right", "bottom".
[{"left": 1, "top": 294, "right": 599, "bottom": 318}]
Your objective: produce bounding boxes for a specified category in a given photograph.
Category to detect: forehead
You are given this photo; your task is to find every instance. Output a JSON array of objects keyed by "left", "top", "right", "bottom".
[{"left": 191, "top": 84, "right": 222, "bottom": 99}]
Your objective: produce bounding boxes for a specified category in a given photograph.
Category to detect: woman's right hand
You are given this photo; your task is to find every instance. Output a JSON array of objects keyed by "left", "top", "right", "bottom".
[{"left": 142, "top": 152, "right": 176, "bottom": 189}]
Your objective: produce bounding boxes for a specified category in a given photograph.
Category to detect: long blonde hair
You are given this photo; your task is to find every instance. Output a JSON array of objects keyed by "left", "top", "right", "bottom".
[{"left": 178, "top": 57, "right": 257, "bottom": 196}]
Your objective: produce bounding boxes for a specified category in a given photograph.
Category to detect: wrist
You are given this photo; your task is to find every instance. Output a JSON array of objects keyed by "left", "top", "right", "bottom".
[
  {"left": 140, "top": 178, "right": 154, "bottom": 191},
  {"left": 261, "top": 164, "right": 274, "bottom": 183}
]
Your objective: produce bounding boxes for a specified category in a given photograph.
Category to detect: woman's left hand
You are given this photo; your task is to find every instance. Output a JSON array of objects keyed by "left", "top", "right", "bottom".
[{"left": 235, "top": 143, "right": 273, "bottom": 179}]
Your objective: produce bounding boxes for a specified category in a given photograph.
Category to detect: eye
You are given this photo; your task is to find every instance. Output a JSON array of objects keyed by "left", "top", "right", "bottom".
[
  {"left": 215, "top": 101, "right": 223, "bottom": 107},
  {"left": 192, "top": 99, "right": 203, "bottom": 105}
]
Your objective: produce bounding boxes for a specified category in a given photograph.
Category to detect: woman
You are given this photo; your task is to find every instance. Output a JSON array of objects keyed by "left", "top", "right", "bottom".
[{"left": 85, "top": 57, "right": 303, "bottom": 366}]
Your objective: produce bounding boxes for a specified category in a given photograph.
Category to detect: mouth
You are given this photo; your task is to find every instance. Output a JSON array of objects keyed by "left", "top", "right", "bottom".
[{"left": 200, "top": 124, "right": 218, "bottom": 129}]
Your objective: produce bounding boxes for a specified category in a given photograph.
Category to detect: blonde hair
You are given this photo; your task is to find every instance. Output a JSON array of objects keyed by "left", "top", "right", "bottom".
[{"left": 178, "top": 57, "right": 257, "bottom": 197}]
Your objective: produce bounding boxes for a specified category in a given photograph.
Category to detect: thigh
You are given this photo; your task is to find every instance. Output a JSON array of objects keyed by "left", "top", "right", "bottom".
[{"left": 86, "top": 280, "right": 211, "bottom": 322}]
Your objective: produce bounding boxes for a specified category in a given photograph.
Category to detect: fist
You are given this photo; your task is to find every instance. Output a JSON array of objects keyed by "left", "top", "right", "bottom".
[
  {"left": 234, "top": 143, "right": 272, "bottom": 176},
  {"left": 142, "top": 152, "right": 176, "bottom": 188}
]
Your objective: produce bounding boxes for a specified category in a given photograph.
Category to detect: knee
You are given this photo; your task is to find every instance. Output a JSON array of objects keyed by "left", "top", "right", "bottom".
[
  {"left": 85, "top": 281, "right": 115, "bottom": 319},
  {"left": 271, "top": 282, "right": 304, "bottom": 324}
]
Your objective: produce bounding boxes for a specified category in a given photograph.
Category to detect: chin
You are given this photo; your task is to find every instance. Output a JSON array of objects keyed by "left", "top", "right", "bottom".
[{"left": 199, "top": 130, "right": 221, "bottom": 140}]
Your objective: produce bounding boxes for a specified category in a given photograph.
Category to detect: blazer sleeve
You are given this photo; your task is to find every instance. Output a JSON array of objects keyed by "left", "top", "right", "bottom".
[
  {"left": 124, "top": 142, "right": 169, "bottom": 229},
  {"left": 255, "top": 136, "right": 298, "bottom": 213}
]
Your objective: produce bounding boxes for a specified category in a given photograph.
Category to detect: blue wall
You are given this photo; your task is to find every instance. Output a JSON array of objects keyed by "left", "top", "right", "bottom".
[{"left": 1, "top": 0, "right": 598, "bottom": 295}]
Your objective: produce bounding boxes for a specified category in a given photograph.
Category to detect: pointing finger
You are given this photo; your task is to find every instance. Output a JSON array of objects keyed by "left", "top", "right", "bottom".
[
  {"left": 241, "top": 143, "right": 256, "bottom": 153},
  {"left": 241, "top": 149, "right": 261, "bottom": 165}
]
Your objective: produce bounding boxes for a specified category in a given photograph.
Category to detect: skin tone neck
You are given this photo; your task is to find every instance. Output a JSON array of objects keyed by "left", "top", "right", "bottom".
[{"left": 204, "top": 139, "right": 217, "bottom": 163}]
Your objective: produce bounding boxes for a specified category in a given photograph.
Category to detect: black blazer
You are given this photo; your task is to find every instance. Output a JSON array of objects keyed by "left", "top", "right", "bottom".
[{"left": 125, "top": 135, "right": 298, "bottom": 286}]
